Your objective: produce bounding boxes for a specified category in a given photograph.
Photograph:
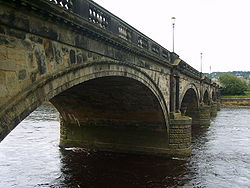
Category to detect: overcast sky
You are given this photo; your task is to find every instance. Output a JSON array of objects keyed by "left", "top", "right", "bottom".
[{"left": 94, "top": 0, "right": 250, "bottom": 73}]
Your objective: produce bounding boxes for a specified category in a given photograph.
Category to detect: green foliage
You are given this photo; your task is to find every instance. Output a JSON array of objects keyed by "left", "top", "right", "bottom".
[
  {"left": 219, "top": 73, "right": 248, "bottom": 95},
  {"left": 245, "top": 91, "right": 250, "bottom": 96}
]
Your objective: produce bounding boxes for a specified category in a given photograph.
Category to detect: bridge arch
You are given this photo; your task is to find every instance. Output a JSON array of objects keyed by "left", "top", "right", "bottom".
[
  {"left": 180, "top": 87, "right": 199, "bottom": 116},
  {"left": 179, "top": 83, "right": 199, "bottom": 110},
  {"left": 0, "top": 61, "right": 169, "bottom": 141}
]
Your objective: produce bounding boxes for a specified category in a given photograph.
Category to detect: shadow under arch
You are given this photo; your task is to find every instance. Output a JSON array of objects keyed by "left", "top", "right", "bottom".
[
  {"left": 180, "top": 88, "right": 199, "bottom": 117},
  {"left": 51, "top": 76, "right": 166, "bottom": 129},
  {"left": 179, "top": 83, "right": 199, "bottom": 108},
  {"left": 0, "top": 61, "right": 169, "bottom": 145}
]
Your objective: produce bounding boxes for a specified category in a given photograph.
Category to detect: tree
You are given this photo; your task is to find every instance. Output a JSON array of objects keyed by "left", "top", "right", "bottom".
[{"left": 219, "top": 73, "right": 248, "bottom": 95}]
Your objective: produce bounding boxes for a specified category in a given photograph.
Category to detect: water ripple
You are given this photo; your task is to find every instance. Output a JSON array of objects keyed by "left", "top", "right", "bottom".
[{"left": 0, "top": 106, "right": 250, "bottom": 187}]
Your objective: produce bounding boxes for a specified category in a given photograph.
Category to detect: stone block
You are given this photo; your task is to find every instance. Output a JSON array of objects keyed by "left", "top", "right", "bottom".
[
  {"left": 7, "top": 48, "right": 26, "bottom": 64},
  {"left": 190, "top": 105, "right": 211, "bottom": 126},
  {"left": 169, "top": 113, "right": 192, "bottom": 156},
  {"left": 18, "top": 69, "right": 26, "bottom": 80},
  {"left": 0, "top": 46, "right": 7, "bottom": 60},
  {"left": 0, "top": 84, "right": 8, "bottom": 97},
  {"left": 34, "top": 47, "right": 46, "bottom": 74}
]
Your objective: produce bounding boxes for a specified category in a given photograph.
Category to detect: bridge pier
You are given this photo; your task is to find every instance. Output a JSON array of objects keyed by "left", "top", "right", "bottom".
[
  {"left": 59, "top": 114, "right": 193, "bottom": 157},
  {"left": 59, "top": 118, "right": 171, "bottom": 156},
  {"left": 187, "top": 105, "right": 211, "bottom": 126},
  {"left": 169, "top": 113, "right": 192, "bottom": 156},
  {"left": 210, "top": 102, "right": 218, "bottom": 117}
]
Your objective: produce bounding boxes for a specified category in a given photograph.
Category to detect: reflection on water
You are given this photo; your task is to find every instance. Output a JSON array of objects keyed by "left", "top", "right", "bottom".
[
  {"left": 0, "top": 106, "right": 250, "bottom": 187},
  {"left": 57, "top": 150, "right": 189, "bottom": 188}
]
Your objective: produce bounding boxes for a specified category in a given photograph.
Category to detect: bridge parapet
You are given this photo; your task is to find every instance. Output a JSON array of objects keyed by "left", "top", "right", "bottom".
[
  {"left": 48, "top": 0, "right": 172, "bottom": 62},
  {"left": 2, "top": 0, "right": 207, "bottom": 79},
  {"left": 171, "top": 55, "right": 200, "bottom": 79},
  {"left": 178, "top": 60, "right": 200, "bottom": 79},
  {"left": 49, "top": 0, "right": 74, "bottom": 11}
]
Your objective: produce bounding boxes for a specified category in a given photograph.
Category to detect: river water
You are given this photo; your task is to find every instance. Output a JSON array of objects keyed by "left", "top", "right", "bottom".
[{"left": 0, "top": 105, "right": 250, "bottom": 187}]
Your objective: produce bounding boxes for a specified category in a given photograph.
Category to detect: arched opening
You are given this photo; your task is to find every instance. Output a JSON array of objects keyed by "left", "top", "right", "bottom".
[
  {"left": 0, "top": 62, "right": 169, "bottom": 153},
  {"left": 203, "top": 90, "right": 209, "bottom": 105},
  {"left": 51, "top": 76, "right": 165, "bottom": 130},
  {"left": 180, "top": 88, "right": 198, "bottom": 117},
  {"left": 50, "top": 76, "right": 168, "bottom": 154}
]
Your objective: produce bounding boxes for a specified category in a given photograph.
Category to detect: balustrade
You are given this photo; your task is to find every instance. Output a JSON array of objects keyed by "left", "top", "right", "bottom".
[
  {"left": 88, "top": 5, "right": 109, "bottom": 28},
  {"left": 49, "top": 0, "right": 73, "bottom": 10},
  {"left": 46, "top": 0, "right": 201, "bottom": 76}
]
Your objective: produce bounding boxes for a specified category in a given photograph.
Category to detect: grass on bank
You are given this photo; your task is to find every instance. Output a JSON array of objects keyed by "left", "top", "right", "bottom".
[{"left": 222, "top": 91, "right": 250, "bottom": 98}]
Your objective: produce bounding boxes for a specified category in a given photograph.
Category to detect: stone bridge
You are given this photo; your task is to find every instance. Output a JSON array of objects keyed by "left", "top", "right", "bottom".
[{"left": 0, "top": 0, "right": 220, "bottom": 157}]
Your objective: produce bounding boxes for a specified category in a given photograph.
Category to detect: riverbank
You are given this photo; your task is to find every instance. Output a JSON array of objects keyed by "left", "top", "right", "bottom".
[{"left": 220, "top": 97, "right": 250, "bottom": 108}]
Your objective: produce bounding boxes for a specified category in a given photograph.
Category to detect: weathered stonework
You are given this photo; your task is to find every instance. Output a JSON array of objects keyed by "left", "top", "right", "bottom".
[
  {"left": 60, "top": 120, "right": 171, "bottom": 156},
  {"left": 190, "top": 105, "right": 211, "bottom": 126},
  {"left": 169, "top": 113, "right": 192, "bottom": 156},
  {"left": 0, "top": 0, "right": 220, "bottom": 157}
]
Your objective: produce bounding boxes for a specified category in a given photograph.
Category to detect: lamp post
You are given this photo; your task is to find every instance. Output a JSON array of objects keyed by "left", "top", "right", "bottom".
[{"left": 171, "top": 17, "right": 176, "bottom": 52}]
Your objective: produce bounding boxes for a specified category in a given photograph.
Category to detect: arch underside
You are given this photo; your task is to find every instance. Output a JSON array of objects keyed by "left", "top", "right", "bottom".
[
  {"left": 180, "top": 88, "right": 202, "bottom": 127},
  {"left": 179, "top": 83, "right": 199, "bottom": 109},
  {"left": 51, "top": 76, "right": 165, "bottom": 131},
  {"left": 180, "top": 86, "right": 212, "bottom": 127}
]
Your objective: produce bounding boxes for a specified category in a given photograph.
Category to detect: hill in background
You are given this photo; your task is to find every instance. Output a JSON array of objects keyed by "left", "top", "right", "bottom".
[{"left": 204, "top": 71, "right": 250, "bottom": 83}]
